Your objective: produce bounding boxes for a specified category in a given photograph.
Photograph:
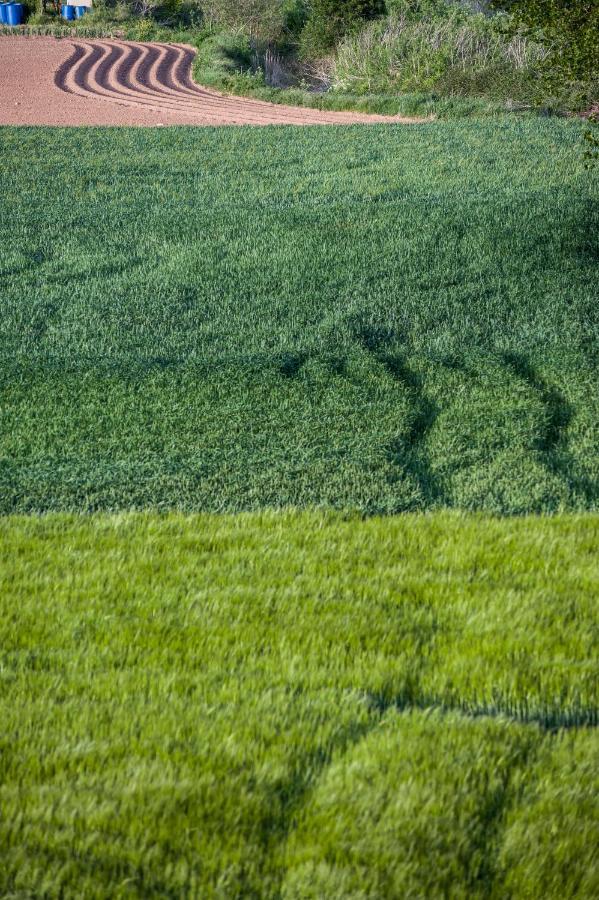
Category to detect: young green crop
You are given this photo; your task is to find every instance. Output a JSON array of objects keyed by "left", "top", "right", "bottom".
[
  {"left": 0, "top": 121, "right": 597, "bottom": 515},
  {"left": 0, "top": 511, "right": 597, "bottom": 897}
]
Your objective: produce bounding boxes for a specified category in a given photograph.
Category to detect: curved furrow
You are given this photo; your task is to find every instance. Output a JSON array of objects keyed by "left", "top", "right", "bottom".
[
  {"left": 96, "top": 41, "right": 205, "bottom": 115},
  {"left": 126, "top": 43, "right": 233, "bottom": 114},
  {"left": 58, "top": 40, "right": 180, "bottom": 115},
  {"left": 82, "top": 42, "right": 163, "bottom": 110},
  {"left": 54, "top": 42, "right": 87, "bottom": 93},
  {"left": 98, "top": 41, "right": 256, "bottom": 121},
  {"left": 115, "top": 41, "right": 188, "bottom": 108},
  {"left": 58, "top": 38, "right": 315, "bottom": 124},
  {"left": 73, "top": 42, "right": 205, "bottom": 118},
  {"left": 63, "top": 41, "right": 105, "bottom": 98},
  {"left": 53, "top": 39, "right": 397, "bottom": 125},
  {"left": 154, "top": 43, "right": 252, "bottom": 108}
]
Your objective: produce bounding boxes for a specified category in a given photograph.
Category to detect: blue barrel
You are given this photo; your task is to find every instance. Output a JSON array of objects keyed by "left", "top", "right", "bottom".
[
  {"left": 6, "top": 2, "right": 24, "bottom": 25},
  {"left": 0, "top": 4, "right": 8, "bottom": 25},
  {"left": 61, "top": 3, "right": 75, "bottom": 19},
  {"left": 74, "top": 4, "right": 88, "bottom": 15}
]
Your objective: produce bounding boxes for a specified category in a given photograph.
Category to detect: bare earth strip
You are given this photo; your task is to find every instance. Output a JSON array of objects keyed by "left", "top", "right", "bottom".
[{"left": 0, "top": 36, "right": 424, "bottom": 126}]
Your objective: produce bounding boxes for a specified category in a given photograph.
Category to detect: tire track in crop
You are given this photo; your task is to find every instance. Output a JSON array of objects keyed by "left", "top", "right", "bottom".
[
  {"left": 52, "top": 39, "right": 421, "bottom": 126},
  {"left": 273, "top": 695, "right": 594, "bottom": 897},
  {"left": 350, "top": 324, "right": 444, "bottom": 505},
  {"left": 382, "top": 354, "right": 444, "bottom": 506},
  {"left": 502, "top": 353, "right": 572, "bottom": 455},
  {"left": 501, "top": 352, "right": 597, "bottom": 505}
]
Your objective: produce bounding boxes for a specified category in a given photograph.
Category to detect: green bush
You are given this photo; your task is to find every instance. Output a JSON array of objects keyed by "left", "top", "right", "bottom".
[
  {"left": 493, "top": 0, "right": 599, "bottom": 89},
  {"left": 299, "top": 0, "right": 385, "bottom": 59},
  {"left": 200, "top": 0, "right": 289, "bottom": 42},
  {"left": 385, "top": 0, "right": 464, "bottom": 18},
  {"left": 193, "top": 29, "right": 256, "bottom": 85}
]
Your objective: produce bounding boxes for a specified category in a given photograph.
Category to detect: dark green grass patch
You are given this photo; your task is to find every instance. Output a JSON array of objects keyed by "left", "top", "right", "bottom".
[
  {"left": 0, "top": 121, "right": 597, "bottom": 514},
  {"left": 0, "top": 511, "right": 597, "bottom": 897}
]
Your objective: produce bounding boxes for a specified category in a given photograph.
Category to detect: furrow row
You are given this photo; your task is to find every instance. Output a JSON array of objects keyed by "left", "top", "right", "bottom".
[{"left": 54, "top": 39, "right": 373, "bottom": 125}]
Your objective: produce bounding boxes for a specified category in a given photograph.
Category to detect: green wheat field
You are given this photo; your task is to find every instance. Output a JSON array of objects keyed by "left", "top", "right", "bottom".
[{"left": 0, "top": 120, "right": 597, "bottom": 897}]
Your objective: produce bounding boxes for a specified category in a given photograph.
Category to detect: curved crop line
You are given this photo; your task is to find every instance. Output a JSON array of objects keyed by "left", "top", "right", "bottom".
[
  {"left": 64, "top": 42, "right": 209, "bottom": 117},
  {"left": 133, "top": 43, "right": 237, "bottom": 113},
  {"left": 271, "top": 694, "right": 593, "bottom": 895},
  {"left": 57, "top": 41, "right": 204, "bottom": 116},
  {"left": 94, "top": 42, "right": 196, "bottom": 113},
  {"left": 502, "top": 352, "right": 572, "bottom": 455},
  {"left": 109, "top": 43, "right": 193, "bottom": 114},
  {"left": 95, "top": 41, "right": 130, "bottom": 99},
  {"left": 500, "top": 352, "right": 597, "bottom": 504},
  {"left": 56, "top": 40, "right": 229, "bottom": 117},
  {"left": 116, "top": 43, "right": 205, "bottom": 112},
  {"left": 71, "top": 41, "right": 106, "bottom": 95}
]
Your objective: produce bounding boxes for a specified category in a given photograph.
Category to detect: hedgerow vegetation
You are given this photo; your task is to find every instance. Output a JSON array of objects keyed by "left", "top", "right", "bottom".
[
  {"left": 1, "top": 511, "right": 597, "bottom": 896},
  {"left": 1, "top": 121, "right": 597, "bottom": 514}
]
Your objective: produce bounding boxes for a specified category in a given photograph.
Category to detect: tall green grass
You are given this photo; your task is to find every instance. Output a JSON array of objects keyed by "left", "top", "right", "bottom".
[
  {"left": 0, "top": 511, "right": 597, "bottom": 897},
  {"left": 0, "top": 121, "right": 597, "bottom": 514},
  {"left": 332, "top": 10, "right": 546, "bottom": 100}
]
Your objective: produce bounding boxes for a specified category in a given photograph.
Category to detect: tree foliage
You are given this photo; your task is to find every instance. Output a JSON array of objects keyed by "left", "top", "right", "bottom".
[
  {"left": 492, "top": 0, "right": 599, "bottom": 86},
  {"left": 299, "top": 0, "right": 385, "bottom": 56}
]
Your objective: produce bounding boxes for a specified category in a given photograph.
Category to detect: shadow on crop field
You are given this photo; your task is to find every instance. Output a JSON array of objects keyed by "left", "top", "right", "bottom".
[
  {"left": 501, "top": 352, "right": 572, "bottom": 455},
  {"left": 573, "top": 198, "right": 599, "bottom": 266},
  {"left": 263, "top": 613, "right": 439, "bottom": 883},
  {"left": 44, "top": 257, "right": 147, "bottom": 286}
]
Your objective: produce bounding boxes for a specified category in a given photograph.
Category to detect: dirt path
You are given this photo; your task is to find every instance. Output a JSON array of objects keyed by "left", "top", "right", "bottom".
[{"left": 0, "top": 37, "right": 424, "bottom": 126}]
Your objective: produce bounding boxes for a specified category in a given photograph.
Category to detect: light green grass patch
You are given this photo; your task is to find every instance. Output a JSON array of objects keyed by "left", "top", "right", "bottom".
[{"left": 0, "top": 511, "right": 597, "bottom": 897}]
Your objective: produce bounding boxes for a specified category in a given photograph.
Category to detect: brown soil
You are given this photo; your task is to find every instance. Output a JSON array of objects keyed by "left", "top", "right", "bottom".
[{"left": 0, "top": 37, "right": 425, "bottom": 126}]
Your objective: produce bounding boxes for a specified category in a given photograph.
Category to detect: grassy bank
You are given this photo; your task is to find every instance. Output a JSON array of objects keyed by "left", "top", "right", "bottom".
[
  {"left": 1, "top": 510, "right": 598, "bottom": 896},
  {"left": 1, "top": 121, "right": 597, "bottom": 515},
  {"left": 191, "top": 30, "right": 521, "bottom": 119}
]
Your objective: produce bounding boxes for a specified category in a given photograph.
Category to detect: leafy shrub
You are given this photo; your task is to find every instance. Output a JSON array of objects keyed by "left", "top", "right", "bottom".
[
  {"left": 492, "top": 0, "right": 599, "bottom": 110},
  {"left": 493, "top": 0, "right": 599, "bottom": 88},
  {"left": 386, "top": 0, "right": 463, "bottom": 18},
  {"left": 299, "top": 0, "right": 385, "bottom": 59},
  {"left": 193, "top": 29, "right": 255, "bottom": 84}
]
